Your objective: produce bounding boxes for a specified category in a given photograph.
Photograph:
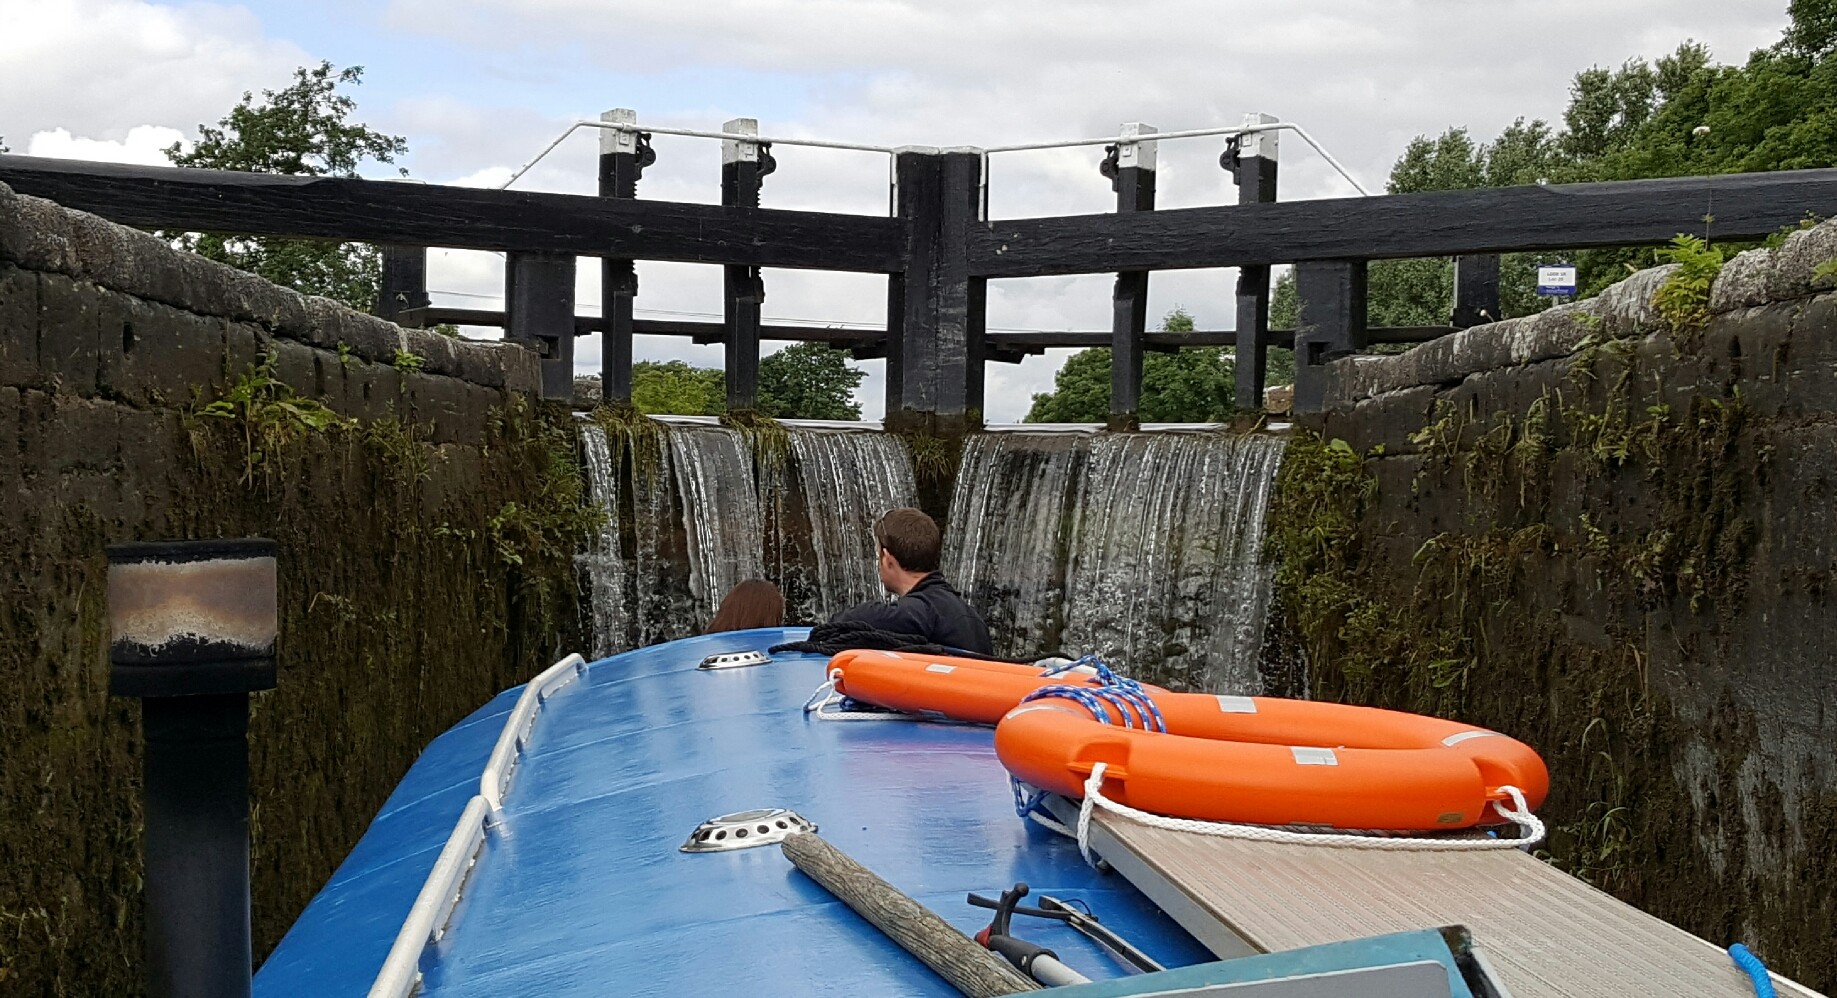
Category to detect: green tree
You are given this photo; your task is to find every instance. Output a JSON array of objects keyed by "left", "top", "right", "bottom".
[
  {"left": 631, "top": 360, "right": 724, "bottom": 416},
  {"left": 1276, "top": 1, "right": 1837, "bottom": 331},
  {"left": 627, "top": 345, "right": 868, "bottom": 419},
  {"left": 164, "top": 62, "right": 407, "bottom": 311},
  {"left": 1025, "top": 308, "right": 1236, "bottom": 422},
  {"left": 757, "top": 342, "right": 866, "bottom": 420},
  {"left": 1271, "top": 119, "right": 1563, "bottom": 333}
]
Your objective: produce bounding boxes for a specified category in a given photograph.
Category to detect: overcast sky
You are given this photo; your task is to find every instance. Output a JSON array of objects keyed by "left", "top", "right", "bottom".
[{"left": 0, "top": 0, "right": 1790, "bottom": 420}]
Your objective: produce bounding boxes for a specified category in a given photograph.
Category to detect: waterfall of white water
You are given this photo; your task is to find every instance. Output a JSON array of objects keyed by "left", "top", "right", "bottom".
[
  {"left": 577, "top": 424, "right": 627, "bottom": 658},
  {"left": 944, "top": 429, "right": 1286, "bottom": 693},
  {"left": 790, "top": 428, "right": 919, "bottom": 618},
  {"left": 585, "top": 418, "right": 1282, "bottom": 689},
  {"left": 581, "top": 419, "right": 918, "bottom": 654},
  {"left": 667, "top": 425, "right": 766, "bottom": 623}
]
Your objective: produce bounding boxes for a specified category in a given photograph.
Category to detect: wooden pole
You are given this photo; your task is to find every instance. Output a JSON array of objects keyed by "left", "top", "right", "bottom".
[
  {"left": 965, "top": 276, "right": 988, "bottom": 421},
  {"left": 781, "top": 833, "right": 1041, "bottom": 996},
  {"left": 1107, "top": 123, "right": 1155, "bottom": 431},
  {"left": 884, "top": 149, "right": 979, "bottom": 433},
  {"left": 722, "top": 118, "right": 768, "bottom": 411},
  {"left": 1231, "top": 113, "right": 1279, "bottom": 411},
  {"left": 375, "top": 245, "right": 429, "bottom": 327},
  {"left": 1453, "top": 254, "right": 1502, "bottom": 328},
  {"left": 598, "top": 108, "right": 645, "bottom": 404},
  {"left": 505, "top": 251, "right": 577, "bottom": 401},
  {"left": 1291, "top": 259, "right": 1367, "bottom": 415}
]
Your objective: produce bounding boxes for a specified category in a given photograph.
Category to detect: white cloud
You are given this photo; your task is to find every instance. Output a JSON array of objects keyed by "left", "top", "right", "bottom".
[
  {"left": 368, "top": 0, "right": 1783, "bottom": 420},
  {"left": 6, "top": 0, "right": 1792, "bottom": 421},
  {"left": 0, "top": 0, "right": 310, "bottom": 146},
  {"left": 25, "top": 125, "right": 186, "bottom": 165}
]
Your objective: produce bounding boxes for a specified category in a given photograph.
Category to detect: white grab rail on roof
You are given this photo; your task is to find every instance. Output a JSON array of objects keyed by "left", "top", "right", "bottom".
[
  {"left": 499, "top": 116, "right": 1371, "bottom": 196},
  {"left": 481, "top": 654, "right": 587, "bottom": 816},
  {"left": 366, "top": 652, "right": 587, "bottom": 998}
]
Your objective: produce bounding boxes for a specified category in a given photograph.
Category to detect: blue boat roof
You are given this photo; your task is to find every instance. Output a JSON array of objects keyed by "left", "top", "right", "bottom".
[{"left": 256, "top": 629, "right": 1211, "bottom": 996}]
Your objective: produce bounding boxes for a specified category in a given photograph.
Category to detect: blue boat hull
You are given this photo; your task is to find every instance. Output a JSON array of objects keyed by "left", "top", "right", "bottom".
[{"left": 256, "top": 630, "right": 1211, "bottom": 996}]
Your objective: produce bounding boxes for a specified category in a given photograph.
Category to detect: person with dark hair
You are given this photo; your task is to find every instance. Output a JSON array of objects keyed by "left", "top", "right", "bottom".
[
  {"left": 829, "top": 507, "right": 992, "bottom": 654},
  {"left": 707, "top": 579, "right": 786, "bottom": 633}
]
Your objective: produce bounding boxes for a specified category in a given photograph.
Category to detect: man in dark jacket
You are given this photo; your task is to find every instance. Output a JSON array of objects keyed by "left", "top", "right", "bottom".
[{"left": 831, "top": 507, "right": 993, "bottom": 655}]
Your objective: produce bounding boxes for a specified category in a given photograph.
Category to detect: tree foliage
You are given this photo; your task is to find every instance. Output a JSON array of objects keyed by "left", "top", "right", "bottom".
[
  {"left": 1273, "top": 1, "right": 1837, "bottom": 334},
  {"left": 629, "top": 344, "right": 867, "bottom": 419},
  {"left": 757, "top": 342, "right": 866, "bottom": 420},
  {"left": 631, "top": 361, "right": 724, "bottom": 416},
  {"left": 1271, "top": 120, "right": 1561, "bottom": 333},
  {"left": 164, "top": 62, "right": 407, "bottom": 311},
  {"left": 1025, "top": 308, "right": 1238, "bottom": 423}
]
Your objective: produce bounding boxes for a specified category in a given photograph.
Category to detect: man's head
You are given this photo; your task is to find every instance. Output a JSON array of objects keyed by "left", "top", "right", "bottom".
[{"left": 874, "top": 507, "right": 942, "bottom": 595}]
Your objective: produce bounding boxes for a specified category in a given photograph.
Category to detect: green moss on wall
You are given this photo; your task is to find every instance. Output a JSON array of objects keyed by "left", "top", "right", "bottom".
[
  {"left": 1268, "top": 314, "right": 1835, "bottom": 990},
  {"left": 0, "top": 378, "right": 594, "bottom": 995}
]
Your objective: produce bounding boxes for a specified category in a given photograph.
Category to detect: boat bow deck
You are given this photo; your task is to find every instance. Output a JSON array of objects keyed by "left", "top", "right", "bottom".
[{"left": 1070, "top": 806, "right": 1823, "bottom": 998}]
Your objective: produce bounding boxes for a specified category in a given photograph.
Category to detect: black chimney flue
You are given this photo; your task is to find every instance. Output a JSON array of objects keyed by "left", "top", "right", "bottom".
[{"left": 107, "top": 538, "right": 278, "bottom": 998}]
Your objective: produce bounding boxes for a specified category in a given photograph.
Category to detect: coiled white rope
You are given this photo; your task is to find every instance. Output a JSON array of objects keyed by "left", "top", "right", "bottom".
[
  {"left": 1039, "top": 763, "right": 1545, "bottom": 868},
  {"left": 802, "top": 669, "right": 919, "bottom": 722}
]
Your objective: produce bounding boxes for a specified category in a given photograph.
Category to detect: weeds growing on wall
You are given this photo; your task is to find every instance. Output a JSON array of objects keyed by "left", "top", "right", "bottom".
[
  {"left": 1814, "top": 258, "right": 1837, "bottom": 289},
  {"left": 487, "top": 395, "right": 604, "bottom": 570},
  {"left": 1264, "top": 301, "right": 1811, "bottom": 978},
  {"left": 591, "top": 401, "right": 665, "bottom": 479},
  {"left": 6, "top": 348, "right": 601, "bottom": 995},
  {"left": 721, "top": 408, "right": 791, "bottom": 470},
  {"left": 193, "top": 354, "right": 352, "bottom": 487},
  {"left": 890, "top": 429, "right": 963, "bottom": 525},
  {"left": 1266, "top": 433, "right": 1472, "bottom": 715},
  {"left": 1652, "top": 235, "right": 1725, "bottom": 334},
  {"left": 191, "top": 354, "right": 352, "bottom": 488}
]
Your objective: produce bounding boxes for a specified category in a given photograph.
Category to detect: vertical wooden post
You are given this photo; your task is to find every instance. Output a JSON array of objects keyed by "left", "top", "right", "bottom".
[
  {"left": 1108, "top": 122, "right": 1156, "bottom": 431},
  {"left": 884, "top": 148, "right": 978, "bottom": 433},
  {"left": 965, "top": 276, "right": 988, "bottom": 422},
  {"left": 375, "top": 245, "right": 429, "bottom": 326},
  {"left": 1453, "top": 254, "right": 1502, "bottom": 328},
  {"left": 599, "top": 108, "right": 646, "bottom": 404},
  {"left": 505, "top": 251, "right": 577, "bottom": 401},
  {"left": 1231, "top": 113, "right": 1280, "bottom": 410},
  {"left": 722, "top": 118, "right": 769, "bottom": 411},
  {"left": 1291, "top": 259, "right": 1367, "bottom": 415}
]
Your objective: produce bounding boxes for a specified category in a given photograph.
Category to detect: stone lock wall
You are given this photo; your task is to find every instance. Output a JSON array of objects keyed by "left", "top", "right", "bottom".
[
  {"left": 1269, "top": 223, "right": 1837, "bottom": 991},
  {"left": 0, "top": 182, "right": 593, "bottom": 995}
]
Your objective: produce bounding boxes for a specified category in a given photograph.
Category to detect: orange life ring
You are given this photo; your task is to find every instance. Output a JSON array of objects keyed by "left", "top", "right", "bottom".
[
  {"left": 826, "top": 649, "right": 1166, "bottom": 726},
  {"left": 994, "top": 692, "right": 1548, "bottom": 831}
]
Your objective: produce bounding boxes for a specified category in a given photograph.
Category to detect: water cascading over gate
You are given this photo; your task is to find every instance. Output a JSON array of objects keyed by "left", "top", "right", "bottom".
[
  {"left": 583, "top": 420, "right": 1287, "bottom": 691},
  {"left": 579, "top": 420, "right": 918, "bottom": 657},
  {"left": 945, "top": 430, "right": 1286, "bottom": 693}
]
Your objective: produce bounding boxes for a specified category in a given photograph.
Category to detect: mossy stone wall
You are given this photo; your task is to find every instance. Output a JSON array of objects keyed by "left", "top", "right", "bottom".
[
  {"left": 0, "top": 185, "right": 592, "bottom": 995},
  {"left": 1270, "top": 244, "right": 1837, "bottom": 991}
]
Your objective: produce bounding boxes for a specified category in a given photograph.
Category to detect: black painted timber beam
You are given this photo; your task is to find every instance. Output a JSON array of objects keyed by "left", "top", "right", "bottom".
[
  {"left": 505, "top": 252, "right": 576, "bottom": 399},
  {"left": 0, "top": 154, "right": 904, "bottom": 272},
  {"left": 885, "top": 149, "right": 980, "bottom": 431},
  {"left": 375, "top": 245, "right": 430, "bottom": 326},
  {"left": 1293, "top": 260, "right": 1367, "bottom": 414},
  {"left": 407, "top": 307, "right": 881, "bottom": 347},
  {"left": 598, "top": 108, "right": 647, "bottom": 404},
  {"left": 722, "top": 119, "right": 769, "bottom": 410},
  {"left": 1230, "top": 113, "right": 1279, "bottom": 411},
  {"left": 1108, "top": 123, "right": 1156, "bottom": 431},
  {"left": 967, "top": 168, "right": 1837, "bottom": 278},
  {"left": 1453, "top": 254, "right": 1502, "bottom": 328},
  {"left": 408, "top": 306, "right": 1445, "bottom": 356}
]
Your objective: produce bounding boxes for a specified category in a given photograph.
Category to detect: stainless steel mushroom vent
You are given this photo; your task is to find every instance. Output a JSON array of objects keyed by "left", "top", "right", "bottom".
[
  {"left": 697, "top": 650, "right": 772, "bottom": 671},
  {"left": 680, "top": 808, "right": 816, "bottom": 852}
]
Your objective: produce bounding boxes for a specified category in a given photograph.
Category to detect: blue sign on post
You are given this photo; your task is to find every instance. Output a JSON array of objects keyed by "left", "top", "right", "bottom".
[{"left": 1536, "top": 263, "right": 1578, "bottom": 297}]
